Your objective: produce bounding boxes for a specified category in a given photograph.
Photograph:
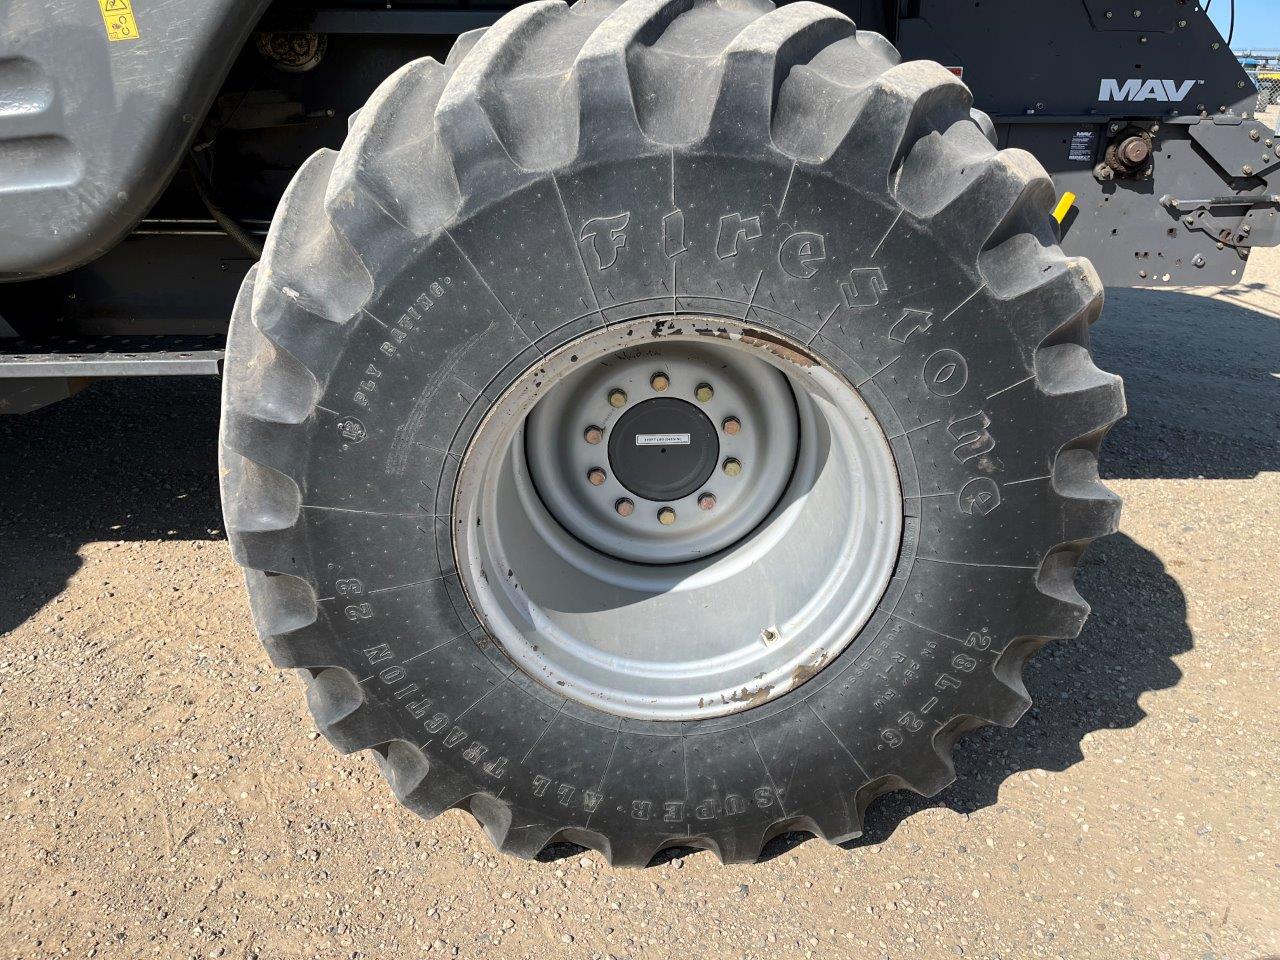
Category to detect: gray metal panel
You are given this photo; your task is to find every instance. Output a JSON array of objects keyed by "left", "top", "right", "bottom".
[
  {"left": 0, "top": 334, "right": 225, "bottom": 376},
  {"left": 0, "top": 0, "right": 270, "bottom": 280},
  {"left": 1187, "top": 116, "right": 1280, "bottom": 180},
  {"left": 1006, "top": 121, "right": 1255, "bottom": 287}
]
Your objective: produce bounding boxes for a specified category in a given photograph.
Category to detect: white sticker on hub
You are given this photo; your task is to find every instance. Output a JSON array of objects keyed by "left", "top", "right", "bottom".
[{"left": 635, "top": 433, "right": 691, "bottom": 446}]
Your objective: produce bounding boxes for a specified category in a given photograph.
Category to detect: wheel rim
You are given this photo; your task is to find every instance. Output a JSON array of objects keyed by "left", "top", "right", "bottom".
[{"left": 453, "top": 319, "right": 902, "bottom": 720}]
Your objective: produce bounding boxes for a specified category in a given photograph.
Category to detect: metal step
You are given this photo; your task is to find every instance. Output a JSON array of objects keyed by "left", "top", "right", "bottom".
[{"left": 0, "top": 335, "right": 225, "bottom": 378}]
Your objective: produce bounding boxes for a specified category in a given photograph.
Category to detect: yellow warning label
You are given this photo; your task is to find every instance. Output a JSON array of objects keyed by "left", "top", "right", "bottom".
[{"left": 98, "top": 0, "right": 140, "bottom": 42}]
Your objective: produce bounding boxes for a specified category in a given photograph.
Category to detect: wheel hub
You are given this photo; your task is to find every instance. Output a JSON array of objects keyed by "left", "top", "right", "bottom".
[{"left": 523, "top": 340, "right": 798, "bottom": 565}]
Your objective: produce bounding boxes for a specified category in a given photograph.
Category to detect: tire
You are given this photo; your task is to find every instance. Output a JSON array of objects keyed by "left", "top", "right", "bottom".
[{"left": 219, "top": 0, "right": 1124, "bottom": 866}]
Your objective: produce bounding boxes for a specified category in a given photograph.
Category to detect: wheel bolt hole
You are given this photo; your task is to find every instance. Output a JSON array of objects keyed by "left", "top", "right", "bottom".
[
  {"left": 722, "top": 457, "right": 742, "bottom": 477},
  {"left": 657, "top": 507, "right": 677, "bottom": 526},
  {"left": 698, "top": 493, "right": 717, "bottom": 511},
  {"left": 583, "top": 425, "right": 603, "bottom": 444},
  {"left": 587, "top": 467, "right": 607, "bottom": 486},
  {"left": 694, "top": 383, "right": 714, "bottom": 403},
  {"left": 608, "top": 388, "right": 627, "bottom": 408},
  {"left": 722, "top": 416, "right": 742, "bottom": 436},
  {"left": 614, "top": 498, "right": 634, "bottom": 518},
  {"left": 650, "top": 372, "right": 669, "bottom": 391}
]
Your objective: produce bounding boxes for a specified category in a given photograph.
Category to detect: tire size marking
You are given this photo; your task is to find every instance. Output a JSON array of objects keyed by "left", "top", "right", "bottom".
[
  {"left": 353, "top": 279, "right": 450, "bottom": 409},
  {"left": 358, "top": 641, "right": 509, "bottom": 780},
  {"left": 853, "top": 621, "right": 991, "bottom": 753},
  {"left": 876, "top": 629, "right": 989, "bottom": 751},
  {"left": 528, "top": 776, "right": 781, "bottom": 822},
  {"left": 337, "top": 577, "right": 373, "bottom": 622}
]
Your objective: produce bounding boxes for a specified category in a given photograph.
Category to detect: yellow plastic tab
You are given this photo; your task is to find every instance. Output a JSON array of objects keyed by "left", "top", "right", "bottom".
[
  {"left": 1052, "top": 191, "right": 1077, "bottom": 224},
  {"left": 98, "top": 0, "right": 140, "bottom": 42}
]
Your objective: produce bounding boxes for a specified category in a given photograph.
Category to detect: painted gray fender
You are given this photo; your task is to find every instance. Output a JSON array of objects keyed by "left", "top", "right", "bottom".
[{"left": 0, "top": 0, "right": 270, "bottom": 281}]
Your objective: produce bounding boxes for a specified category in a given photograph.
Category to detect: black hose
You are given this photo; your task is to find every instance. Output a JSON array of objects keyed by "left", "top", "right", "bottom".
[{"left": 189, "top": 155, "right": 264, "bottom": 260}]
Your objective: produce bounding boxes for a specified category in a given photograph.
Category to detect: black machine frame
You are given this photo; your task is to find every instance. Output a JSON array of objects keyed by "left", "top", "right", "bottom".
[{"left": 0, "top": 0, "right": 1275, "bottom": 407}]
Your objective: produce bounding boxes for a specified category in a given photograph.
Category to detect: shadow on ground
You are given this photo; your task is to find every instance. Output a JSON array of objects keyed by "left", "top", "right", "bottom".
[
  {"left": 1093, "top": 287, "right": 1279, "bottom": 479},
  {"left": 833, "top": 529, "right": 1191, "bottom": 854},
  {"left": 0, "top": 376, "right": 224, "bottom": 637},
  {"left": 2, "top": 280, "right": 1268, "bottom": 866}
]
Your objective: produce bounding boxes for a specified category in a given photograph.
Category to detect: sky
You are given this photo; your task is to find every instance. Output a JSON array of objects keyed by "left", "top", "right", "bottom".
[{"left": 1207, "top": 0, "right": 1280, "bottom": 52}]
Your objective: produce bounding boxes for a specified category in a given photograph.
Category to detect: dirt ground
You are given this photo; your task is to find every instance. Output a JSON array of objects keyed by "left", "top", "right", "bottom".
[{"left": 2, "top": 244, "right": 1277, "bottom": 960}]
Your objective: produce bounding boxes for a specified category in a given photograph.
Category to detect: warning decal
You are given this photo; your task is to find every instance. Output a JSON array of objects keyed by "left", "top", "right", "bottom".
[{"left": 98, "top": 0, "right": 140, "bottom": 42}]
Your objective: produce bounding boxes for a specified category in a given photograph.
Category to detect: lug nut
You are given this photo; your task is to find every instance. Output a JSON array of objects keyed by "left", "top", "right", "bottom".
[
  {"left": 650, "top": 372, "right": 670, "bottom": 391},
  {"left": 698, "top": 493, "right": 717, "bottom": 511},
  {"left": 722, "top": 416, "right": 742, "bottom": 436},
  {"left": 608, "top": 388, "right": 627, "bottom": 408},
  {"left": 694, "top": 382, "right": 714, "bottom": 402},
  {"left": 587, "top": 467, "right": 607, "bottom": 486},
  {"left": 722, "top": 457, "right": 742, "bottom": 477},
  {"left": 583, "top": 425, "right": 603, "bottom": 444},
  {"left": 657, "top": 507, "right": 677, "bottom": 525},
  {"left": 615, "top": 498, "right": 634, "bottom": 518}
]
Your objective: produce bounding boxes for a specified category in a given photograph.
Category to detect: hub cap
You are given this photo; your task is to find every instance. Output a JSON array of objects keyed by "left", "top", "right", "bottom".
[
  {"left": 453, "top": 320, "right": 903, "bottom": 720},
  {"left": 607, "top": 397, "right": 718, "bottom": 503}
]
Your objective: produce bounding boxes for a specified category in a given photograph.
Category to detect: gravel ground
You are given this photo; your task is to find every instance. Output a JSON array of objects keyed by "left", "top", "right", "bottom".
[{"left": 1, "top": 248, "right": 1277, "bottom": 960}]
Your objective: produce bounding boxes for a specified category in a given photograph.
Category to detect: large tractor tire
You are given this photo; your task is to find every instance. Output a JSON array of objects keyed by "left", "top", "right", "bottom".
[{"left": 219, "top": 0, "right": 1124, "bottom": 866}]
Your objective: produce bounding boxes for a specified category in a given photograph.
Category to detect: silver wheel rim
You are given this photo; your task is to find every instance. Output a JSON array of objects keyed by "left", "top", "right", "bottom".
[{"left": 453, "top": 319, "right": 902, "bottom": 720}]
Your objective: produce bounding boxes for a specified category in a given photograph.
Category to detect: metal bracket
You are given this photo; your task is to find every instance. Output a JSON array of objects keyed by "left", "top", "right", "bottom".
[{"left": 1160, "top": 194, "right": 1280, "bottom": 249}]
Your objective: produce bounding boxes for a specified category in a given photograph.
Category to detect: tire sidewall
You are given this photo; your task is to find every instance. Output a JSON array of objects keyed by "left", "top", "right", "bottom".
[{"left": 286, "top": 148, "right": 1068, "bottom": 851}]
